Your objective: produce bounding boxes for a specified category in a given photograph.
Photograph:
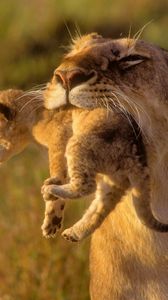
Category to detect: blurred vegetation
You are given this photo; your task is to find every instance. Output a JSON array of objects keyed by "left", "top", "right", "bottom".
[
  {"left": 0, "top": 146, "right": 89, "bottom": 300},
  {"left": 0, "top": 0, "right": 167, "bottom": 299}
]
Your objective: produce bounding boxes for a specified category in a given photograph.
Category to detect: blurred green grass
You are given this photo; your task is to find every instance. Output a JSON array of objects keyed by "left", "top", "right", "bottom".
[{"left": 0, "top": 0, "right": 167, "bottom": 299}]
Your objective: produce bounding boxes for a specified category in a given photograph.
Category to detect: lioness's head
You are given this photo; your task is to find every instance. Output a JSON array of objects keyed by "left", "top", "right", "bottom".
[
  {"left": 44, "top": 33, "right": 168, "bottom": 138},
  {"left": 0, "top": 89, "right": 32, "bottom": 163}
]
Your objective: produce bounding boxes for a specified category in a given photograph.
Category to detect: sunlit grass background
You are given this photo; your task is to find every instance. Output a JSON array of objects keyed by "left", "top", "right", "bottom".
[{"left": 0, "top": 0, "right": 167, "bottom": 299}]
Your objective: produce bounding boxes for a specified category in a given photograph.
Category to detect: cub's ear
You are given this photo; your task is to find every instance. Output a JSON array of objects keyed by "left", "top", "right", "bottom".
[{"left": 0, "top": 103, "right": 15, "bottom": 121}]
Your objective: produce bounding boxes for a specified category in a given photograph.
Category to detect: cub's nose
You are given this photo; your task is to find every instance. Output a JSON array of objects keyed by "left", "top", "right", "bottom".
[{"left": 55, "top": 69, "right": 95, "bottom": 90}]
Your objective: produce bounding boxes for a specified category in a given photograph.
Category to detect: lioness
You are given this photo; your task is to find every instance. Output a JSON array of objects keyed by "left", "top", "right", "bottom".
[{"left": 43, "top": 34, "right": 168, "bottom": 300}]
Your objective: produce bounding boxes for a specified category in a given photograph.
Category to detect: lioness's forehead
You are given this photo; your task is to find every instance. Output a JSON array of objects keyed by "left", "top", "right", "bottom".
[
  {"left": 66, "top": 33, "right": 136, "bottom": 59},
  {"left": 72, "top": 33, "right": 105, "bottom": 49},
  {"left": 62, "top": 33, "right": 153, "bottom": 70},
  {"left": 68, "top": 33, "right": 111, "bottom": 55}
]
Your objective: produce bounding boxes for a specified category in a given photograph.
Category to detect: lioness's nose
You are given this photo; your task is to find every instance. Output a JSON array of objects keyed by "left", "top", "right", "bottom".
[{"left": 55, "top": 69, "right": 95, "bottom": 90}]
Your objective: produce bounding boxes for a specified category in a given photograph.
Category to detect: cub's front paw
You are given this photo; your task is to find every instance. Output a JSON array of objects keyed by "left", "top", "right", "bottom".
[
  {"left": 41, "top": 200, "right": 65, "bottom": 238},
  {"left": 41, "top": 176, "right": 62, "bottom": 196},
  {"left": 42, "top": 184, "right": 69, "bottom": 200}
]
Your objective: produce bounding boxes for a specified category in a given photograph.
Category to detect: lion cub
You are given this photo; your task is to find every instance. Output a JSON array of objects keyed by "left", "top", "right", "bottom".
[
  {"left": 0, "top": 89, "right": 73, "bottom": 237},
  {"left": 42, "top": 102, "right": 168, "bottom": 242}
]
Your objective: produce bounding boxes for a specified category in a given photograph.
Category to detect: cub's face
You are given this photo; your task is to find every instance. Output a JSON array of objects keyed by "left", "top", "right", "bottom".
[
  {"left": 0, "top": 90, "right": 31, "bottom": 163},
  {"left": 44, "top": 33, "right": 168, "bottom": 131}
]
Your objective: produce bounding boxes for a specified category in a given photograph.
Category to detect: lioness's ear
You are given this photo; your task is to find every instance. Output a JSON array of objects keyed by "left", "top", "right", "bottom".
[{"left": 0, "top": 103, "right": 15, "bottom": 121}]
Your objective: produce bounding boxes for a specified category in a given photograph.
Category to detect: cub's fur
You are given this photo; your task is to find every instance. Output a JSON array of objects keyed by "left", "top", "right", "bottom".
[{"left": 0, "top": 89, "right": 72, "bottom": 237}]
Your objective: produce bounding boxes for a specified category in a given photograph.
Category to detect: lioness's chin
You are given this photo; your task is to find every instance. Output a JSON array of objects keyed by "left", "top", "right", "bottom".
[
  {"left": 69, "top": 97, "right": 96, "bottom": 110},
  {"left": 69, "top": 85, "right": 99, "bottom": 109}
]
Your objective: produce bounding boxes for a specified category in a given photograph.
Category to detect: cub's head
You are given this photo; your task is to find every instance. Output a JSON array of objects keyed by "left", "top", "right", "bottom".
[
  {"left": 44, "top": 33, "right": 168, "bottom": 135},
  {"left": 0, "top": 89, "right": 32, "bottom": 163}
]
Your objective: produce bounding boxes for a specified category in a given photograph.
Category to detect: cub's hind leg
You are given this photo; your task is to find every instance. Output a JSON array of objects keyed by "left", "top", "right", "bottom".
[
  {"left": 41, "top": 177, "right": 66, "bottom": 238},
  {"left": 42, "top": 145, "right": 67, "bottom": 238},
  {"left": 62, "top": 176, "right": 128, "bottom": 242}
]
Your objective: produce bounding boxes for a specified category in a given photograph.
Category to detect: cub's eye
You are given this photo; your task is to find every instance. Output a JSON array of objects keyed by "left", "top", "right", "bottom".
[{"left": 0, "top": 103, "right": 14, "bottom": 121}]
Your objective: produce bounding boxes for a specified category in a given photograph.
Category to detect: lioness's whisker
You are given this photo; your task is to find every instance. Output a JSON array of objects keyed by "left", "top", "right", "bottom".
[
  {"left": 103, "top": 96, "right": 111, "bottom": 117},
  {"left": 112, "top": 89, "right": 141, "bottom": 123},
  {"left": 113, "top": 90, "right": 149, "bottom": 142},
  {"left": 15, "top": 90, "right": 43, "bottom": 103},
  {"left": 19, "top": 97, "right": 43, "bottom": 113},
  {"left": 30, "top": 83, "right": 47, "bottom": 89},
  {"left": 23, "top": 83, "right": 47, "bottom": 94},
  {"left": 106, "top": 94, "right": 138, "bottom": 137},
  {"left": 115, "top": 91, "right": 142, "bottom": 131},
  {"left": 133, "top": 21, "right": 153, "bottom": 44},
  {"left": 121, "top": 85, "right": 152, "bottom": 126},
  {"left": 28, "top": 104, "right": 44, "bottom": 116},
  {"left": 74, "top": 21, "right": 82, "bottom": 39},
  {"left": 100, "top": 96, "right": 109, "bottom": 115}
]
